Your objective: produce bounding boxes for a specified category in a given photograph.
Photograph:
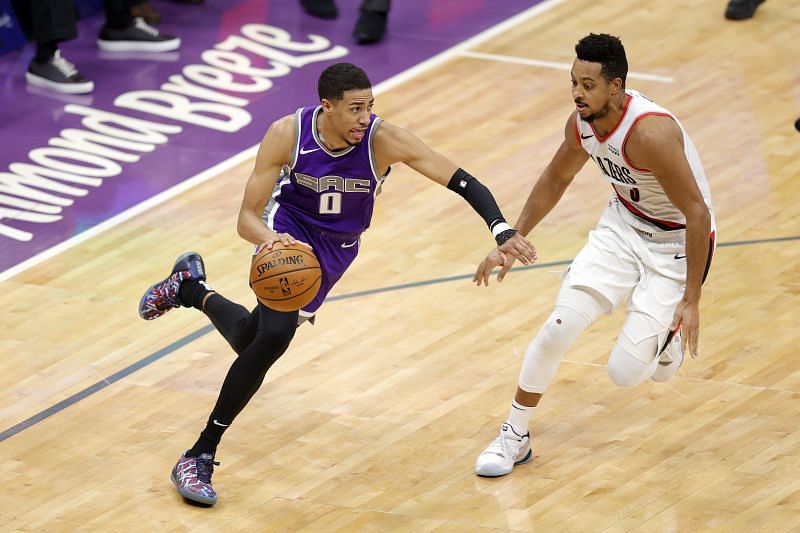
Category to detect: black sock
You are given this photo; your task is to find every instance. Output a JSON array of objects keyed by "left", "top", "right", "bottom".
[
  {"left": 187, "top": 414, "right": 229, "bottom": 457},
  {"left": 35, "top": 41, "right": 59, "bottom": 64},
  {"left": 179, "top": 279, "right": 213, "bottom": 311}
]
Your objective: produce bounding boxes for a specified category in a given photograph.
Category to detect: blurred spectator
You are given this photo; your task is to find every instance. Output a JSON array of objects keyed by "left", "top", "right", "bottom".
[
  {"left": 130, "top": 1, "right": 205, "bottom": 26},
  {"left": 725, "top": 0, "right": 765, "bottom": 20},
  {"left": 300, "top": 0, "right": 391, "bottom": 44},
  {"left": 11, "top": 0, "right": 180, "bottom": 94},
  {"left": 131, "top": 2, "right": 161, "bottom": 24}
]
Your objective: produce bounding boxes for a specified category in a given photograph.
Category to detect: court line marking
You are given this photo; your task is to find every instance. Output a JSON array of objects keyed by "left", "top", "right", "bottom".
[
  {"left": 458, "top": 50, "right": 676, "bottom": 83},
  {"left": 0, "top": 0, "right": 569, "bottom": 285},
  {"left": 1, "top": 234, "right": 797, "bottom": 443}
]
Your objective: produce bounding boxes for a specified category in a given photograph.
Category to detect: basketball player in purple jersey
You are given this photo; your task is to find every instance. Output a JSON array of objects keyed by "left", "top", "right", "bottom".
[
  {"left": 138, "top": 63, "right": 536, "bottom": 505},
  {"left": 472, "top": 34, "right": 715, "bottom": 477}
]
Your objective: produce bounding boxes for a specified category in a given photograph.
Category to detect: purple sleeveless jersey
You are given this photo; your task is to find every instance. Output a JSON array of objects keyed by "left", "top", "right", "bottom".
[
  {"left": 261, "top": 105, "right": 387, "bottom": 314},
  {"left": 265, "top": 105, "right": 386, "bottom": 235}
]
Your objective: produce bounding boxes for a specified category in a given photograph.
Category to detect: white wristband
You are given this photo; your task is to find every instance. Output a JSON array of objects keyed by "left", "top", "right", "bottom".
[{"left": 491, "top": 222, "right": 512, "bottom": 237}]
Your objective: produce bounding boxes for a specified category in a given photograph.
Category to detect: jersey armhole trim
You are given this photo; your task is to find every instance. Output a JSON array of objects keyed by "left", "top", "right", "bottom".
[
  {"left": 368, "top": 117, "right": 385, "bottom": 181},
  {"left": 289, "top": 107, "right": 303, "bottom": 170},
  {"left": 621, "top": 111, "right": 674, "bottom": 172}
]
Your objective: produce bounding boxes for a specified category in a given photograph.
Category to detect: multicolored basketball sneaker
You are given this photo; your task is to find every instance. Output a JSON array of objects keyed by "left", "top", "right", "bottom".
[
  {"left": 171, "top": 451, "right": 219, "bottom": 506},
  {"left": 138, "top": 252, "right": 205, "bottom": 320}
]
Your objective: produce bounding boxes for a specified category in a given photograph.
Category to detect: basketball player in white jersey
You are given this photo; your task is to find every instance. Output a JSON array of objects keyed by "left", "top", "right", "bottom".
[{"left": 473, "top": 33, "right": 716, "bottom": 477}]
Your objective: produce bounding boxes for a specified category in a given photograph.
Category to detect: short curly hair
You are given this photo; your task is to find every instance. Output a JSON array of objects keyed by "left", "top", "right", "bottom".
[
  {"left": 318, "top": 63, "right": 372, "bottom": 102},
  {"left": 575, "top": 34, "right": 628, "bottom": 88}
]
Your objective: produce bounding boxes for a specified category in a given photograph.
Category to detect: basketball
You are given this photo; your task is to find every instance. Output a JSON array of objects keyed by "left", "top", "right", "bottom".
[{"left": 249, "top": 242, "right": 322, "bottom": 312}]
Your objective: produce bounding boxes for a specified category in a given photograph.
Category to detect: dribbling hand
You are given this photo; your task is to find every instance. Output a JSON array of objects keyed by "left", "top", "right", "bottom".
[{"left": 255, "top": 232, "right": 299, "bottom": 255}]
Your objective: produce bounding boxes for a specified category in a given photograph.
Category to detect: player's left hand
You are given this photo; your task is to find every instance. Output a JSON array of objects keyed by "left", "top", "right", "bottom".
[
  {"left": 671, "top": 298, "right": 700, "bottom": 358},
  {"left": 498, "top": 234, "right": 537, "bottom": 265},
  {"left": 474, "top": 248, "right": 516, "bottom": 286}
]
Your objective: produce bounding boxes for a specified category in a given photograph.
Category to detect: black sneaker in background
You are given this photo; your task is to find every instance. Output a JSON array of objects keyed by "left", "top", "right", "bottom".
[
  {"left": 97, "top": 17, "right": 181, "bottom": 52},
  {"left": 300, "top": 0, "right": 338, "bottom": 19},
  {"left": 353, "top": 10, "right": 388, "bottom": 44},
  {"left": 725, "top": 0, "right": 765, "bottom": 20},
  {"left": 26, "top": 51, "right": 94, "bottom": 94}
]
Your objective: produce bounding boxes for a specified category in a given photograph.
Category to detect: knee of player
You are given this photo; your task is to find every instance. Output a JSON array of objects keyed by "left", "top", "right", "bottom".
[
  {"left": 540, "top": 306, "right": 591, "bottom": 339},
  {"left": 231, "top": 338, "right": 251, "bottom": 354},
  {"left": 263, "top": 330, "right": 295, "bottom": 348},
  {"left": 606, "top": 356, "right": 640, "bottom": 387},
  {"left": 259, "top": 324, "right": 296, "bottom": 349},
  {"left": 537, "top": 316, "right": 563, "bottom": 343},
  {"left": 606, "top": 345, "right": 650, "bottom": 388}
]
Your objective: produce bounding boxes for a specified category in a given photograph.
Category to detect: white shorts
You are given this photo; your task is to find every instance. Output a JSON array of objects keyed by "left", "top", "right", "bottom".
[{"left": 561, "top": 198, "right": 696, "bottom": 345}]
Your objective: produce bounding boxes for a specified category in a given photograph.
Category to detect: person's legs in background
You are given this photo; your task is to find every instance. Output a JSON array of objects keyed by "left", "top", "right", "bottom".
[
  {"left": 13, "top": 0, "right": 181, "bottom": 94},
  {"left": 13, "top": 0, "right": 94, "bottom": 94},
  {"left": 98, "top": 0, "right": 181, "bottom": 52},
  {"left": 299, "top": 0, "right": 391, "bottom": 44},
  {"left": 354, "top": 0, "right": 390, "bottom": 44}
]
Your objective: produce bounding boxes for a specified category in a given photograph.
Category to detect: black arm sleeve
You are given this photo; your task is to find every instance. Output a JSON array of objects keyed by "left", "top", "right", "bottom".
[{"left": 446, "top": 168, "right": 506, "bottom": 231}]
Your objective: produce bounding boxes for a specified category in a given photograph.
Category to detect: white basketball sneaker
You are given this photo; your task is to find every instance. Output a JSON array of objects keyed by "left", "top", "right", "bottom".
[
  {"left": 652, "top": 328, "right": 684, "bottom": 382},
  {"left": 475, "top": 423, "right": 532, "bottom": 477}
]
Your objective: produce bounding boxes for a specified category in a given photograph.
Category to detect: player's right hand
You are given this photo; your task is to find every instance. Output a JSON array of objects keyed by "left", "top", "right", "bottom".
[
  {"left": 255, "top": 232, "right": 297, "bottom": 254},
  {"left": 499, "top": 233, "right": 537, "bottom": 265},
  {"left": 473, "top": 248, "right": 517, "bottom": 286}
]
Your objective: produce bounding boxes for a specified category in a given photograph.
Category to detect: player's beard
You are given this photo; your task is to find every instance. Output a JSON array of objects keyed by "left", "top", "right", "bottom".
[{"left": 580, "top": 101, "right": 611, "bottom": 123}]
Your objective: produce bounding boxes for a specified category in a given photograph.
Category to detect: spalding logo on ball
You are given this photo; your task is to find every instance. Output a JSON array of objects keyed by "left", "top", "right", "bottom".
[{"left": 250, "top": 242, "right": 322, "bottom": 312}]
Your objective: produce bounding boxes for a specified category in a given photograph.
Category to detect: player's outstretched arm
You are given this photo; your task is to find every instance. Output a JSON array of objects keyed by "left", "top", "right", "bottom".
[
  {"left": 625, "top": 115, "right": 711, "bottom": 358},
  {"left": 237, "top": 115, "right": 298, "bottom": 252},
  {"left": 372, "top": 121, "right": 536, "bottom": 265},
  {"left": 474, "top": 113, "right": 590, "bottom": 286}
]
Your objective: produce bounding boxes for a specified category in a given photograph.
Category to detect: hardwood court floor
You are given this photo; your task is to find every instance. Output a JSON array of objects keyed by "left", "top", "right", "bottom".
[{"left": 2, "top": 0, "right": 799, "bottom": 530}]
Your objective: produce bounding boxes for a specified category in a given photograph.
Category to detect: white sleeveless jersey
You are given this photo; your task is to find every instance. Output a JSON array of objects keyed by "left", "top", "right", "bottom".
[{"left": 576, "top": 90, "right": 714, "bottom": 233}]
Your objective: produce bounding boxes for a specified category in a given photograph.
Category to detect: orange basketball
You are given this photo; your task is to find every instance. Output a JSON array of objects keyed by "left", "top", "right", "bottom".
[{"left": 249, "top": 242, "right": 322, "bottom": 312}]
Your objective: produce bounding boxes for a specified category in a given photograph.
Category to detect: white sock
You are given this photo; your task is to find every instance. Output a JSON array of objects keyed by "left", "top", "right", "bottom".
[{"left": 506, "top": 399, "right": 535, "bottom": 436}]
